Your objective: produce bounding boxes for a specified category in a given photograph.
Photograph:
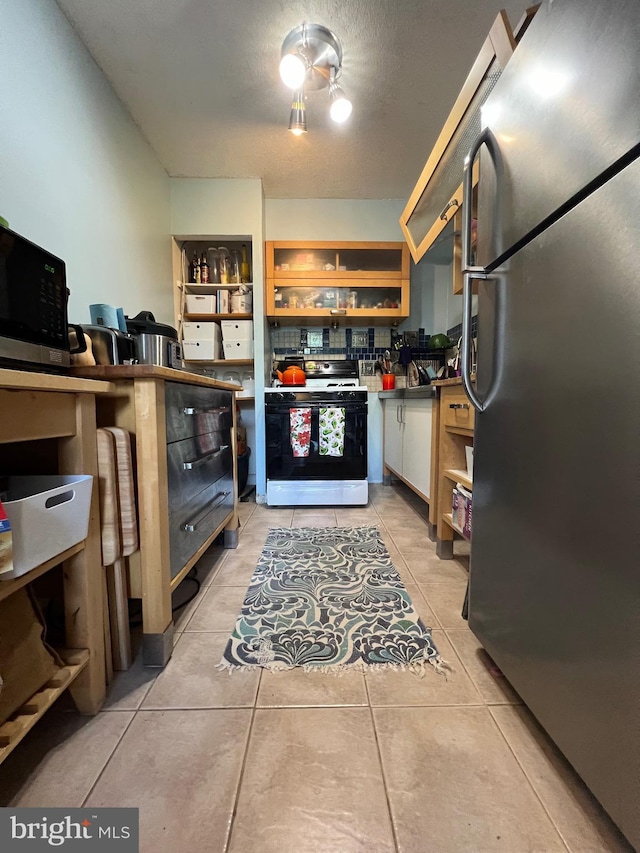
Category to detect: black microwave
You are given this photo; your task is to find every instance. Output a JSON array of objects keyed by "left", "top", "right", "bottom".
[{"left": 0, "top": 225, "right": 69, "bottom": 372}]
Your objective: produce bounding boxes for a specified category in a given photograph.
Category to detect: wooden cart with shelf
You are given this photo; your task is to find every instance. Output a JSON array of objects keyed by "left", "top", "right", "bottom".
[
  {"left": 432, "top": 379, "right": 475, "bottom": 558},
  {"left": 0, "top": 370, "right": 112, "bottom": 764},
  {"left": 73, "top": 365, "right": 241, "bottom": 667}
]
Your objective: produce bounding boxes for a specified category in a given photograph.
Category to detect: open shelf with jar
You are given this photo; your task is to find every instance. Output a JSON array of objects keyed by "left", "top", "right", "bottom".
[
  {"left": 172, "top": 237, "right": 256, "bottom": 402},
  {"left": 265, "top": 241, "right": 409, "bottom": 325}
]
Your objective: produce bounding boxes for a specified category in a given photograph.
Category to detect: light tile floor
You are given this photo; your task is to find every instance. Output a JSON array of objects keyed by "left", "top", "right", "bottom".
[{"left": 0, "top": 483, "right": 632, "bottom": 852}]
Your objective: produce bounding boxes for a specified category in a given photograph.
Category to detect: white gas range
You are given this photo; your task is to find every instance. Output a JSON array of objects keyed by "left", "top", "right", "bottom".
[
  {"left": 265, "top": 359, "right": 368, "bottom": 506},
  {"left": 265, "top": 358, "right": 368, "bottom": 393}
]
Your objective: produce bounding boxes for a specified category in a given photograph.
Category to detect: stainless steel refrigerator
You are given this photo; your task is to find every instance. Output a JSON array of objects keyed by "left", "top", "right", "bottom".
[{"left": 459, "top": 0, "right": 640, "bottom": 847}]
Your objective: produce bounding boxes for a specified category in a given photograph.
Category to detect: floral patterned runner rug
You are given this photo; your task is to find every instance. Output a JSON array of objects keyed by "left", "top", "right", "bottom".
[{"left": 218, "top": 526, "right": 444, "bottom": 675}]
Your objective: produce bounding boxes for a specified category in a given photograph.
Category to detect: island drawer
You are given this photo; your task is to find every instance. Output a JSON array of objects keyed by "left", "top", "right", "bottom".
[
  {"left": 165, "top": 382, "right": 233, "bottom": 443},
  {"left": 442, "top": 389, "right": 475, "bottom": 431}
]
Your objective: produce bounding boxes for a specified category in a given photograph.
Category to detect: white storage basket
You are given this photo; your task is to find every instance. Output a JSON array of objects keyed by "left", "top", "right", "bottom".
[
  {"left": 185, "top": 294, "right": 216, "bottom": 314},
  {"left": 182, "top": 340, "right": 220, "bottom": 360},
  {"left": 222, "top": 339, "right": 254, "bottom": 359},
  {"left": 0, "top": 475, "right": 93, "bottom": 579},
  {"left": 183, "top": 322, "right": 221, "bottom": 342},
  {"left": 221, "top": 320, "right": 253, "bottom": 340}
]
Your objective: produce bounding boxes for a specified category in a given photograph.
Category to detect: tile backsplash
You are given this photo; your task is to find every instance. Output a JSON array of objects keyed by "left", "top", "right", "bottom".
[
  {"left": 271, "top": 326, "right": 447, "bottom": 361},
  {"left": 270, "top": 319, "right": 478, "bottom": 377}
]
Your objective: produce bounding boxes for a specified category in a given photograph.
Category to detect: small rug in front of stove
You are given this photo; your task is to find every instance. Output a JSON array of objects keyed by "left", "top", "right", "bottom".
[{"left": 218, "top": 526, "right": 444, "bottom": 676}]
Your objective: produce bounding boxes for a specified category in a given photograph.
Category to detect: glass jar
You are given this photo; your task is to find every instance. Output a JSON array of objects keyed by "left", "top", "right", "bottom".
[
  {"left": 206, "top": 248, "right": 221, "bottom": 284},
  {"left": 218, "top": 247, "right": 230, "bottom": 284},
  {"left": 348, "top": 291, "right": 358, "bottom": 309},
  {"left": 230, "top": 249, "right": 242, "bottom": 284}
]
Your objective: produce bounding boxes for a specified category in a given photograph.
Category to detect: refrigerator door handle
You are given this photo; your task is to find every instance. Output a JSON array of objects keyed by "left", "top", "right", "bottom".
[
  {"left": 461, "top": 127, "right": 501, "bottom": 413},
  {"left": 462, "top": 272, "right": 486, "bottom": 412}
]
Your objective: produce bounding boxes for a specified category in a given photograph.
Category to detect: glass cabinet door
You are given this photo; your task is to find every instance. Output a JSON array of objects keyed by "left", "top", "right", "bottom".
[
  {"left": 266, "top": 241, "right": 410, "bottom": 323},
  {"left": 274, "top": 286, "right": 403, "bottom": 311},
  {"left": 272, "top": 245, "right": 405, "bottom": 277}
]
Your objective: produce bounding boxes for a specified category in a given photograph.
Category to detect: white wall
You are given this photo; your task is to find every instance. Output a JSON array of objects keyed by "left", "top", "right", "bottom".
[
  {"left": 1, "top": 0, "right": 172, "bottom": 325},
  {"left": 265, "top": 199, "right": 405, "bottom": 241}
]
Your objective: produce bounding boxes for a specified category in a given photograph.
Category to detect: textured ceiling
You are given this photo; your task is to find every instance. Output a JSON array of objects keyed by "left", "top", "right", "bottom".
[{"left": 55, "top": 0, "right": 528, "bottom": 199}]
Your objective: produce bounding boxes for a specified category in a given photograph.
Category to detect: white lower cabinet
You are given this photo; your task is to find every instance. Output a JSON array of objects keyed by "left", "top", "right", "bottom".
[
  {"left": 383, "top": 397, "right": 433, "bottom": 501},
  {"left": 383, "top": 400, "right": 404, "bottom": 475}
]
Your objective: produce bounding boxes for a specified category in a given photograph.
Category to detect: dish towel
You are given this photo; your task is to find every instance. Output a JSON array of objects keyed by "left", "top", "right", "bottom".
[
  {"left": 290, "top": 408, "right": 312, "bottom": 457},
  {"left": 319, "top": 407, "right": 346, "bottom": 457}
]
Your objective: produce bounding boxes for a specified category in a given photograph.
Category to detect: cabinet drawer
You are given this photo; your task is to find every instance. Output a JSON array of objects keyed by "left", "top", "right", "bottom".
[
  {"left": 168, "top": 474, "right": 233, "bottom": 578},
  {"left": 167, "top": 434, "right": 232, "bottom": 513},
  {"left": 165, "top": 382, "right": 233, "bottom": 444},
  {"left": 442, "top": 391, "right": 475, "bottom": 431}
]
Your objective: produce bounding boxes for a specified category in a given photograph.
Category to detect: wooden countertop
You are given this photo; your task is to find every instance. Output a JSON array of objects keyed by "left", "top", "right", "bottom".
[
  {"left": 71, "top": 364, "right": 241, "bottom": 391},
  {"left": 431, "top": 375, "right": 476, "bottom": 388},
  {"left": 431, "top": 377, "right": 464, "bottom": 387},
  {"left": 0, "top": 367, "right": 112, "bottom": 394}
]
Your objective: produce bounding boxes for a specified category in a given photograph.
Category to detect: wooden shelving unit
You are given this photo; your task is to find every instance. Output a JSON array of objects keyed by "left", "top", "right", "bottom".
[
  {"left": 0, "top": 543, "right": 84, "bottom": 605},
  {"left": 172, "top": 238, "right": 256, "bottom": 409},
  {"left": 182, "top": 359, "right": 254, "bottom": 367},
  {"left": 434, "top": 380, "right": 475, "bottom": 558},
  {"left": 443, "top": 512, "right": 470, "bottom": 541},
  {"left": 183, "top": 312, "right": 252, "bottom": 322},
  {"left": 0, "top": 370, "right": 111, "bottom": 764},
  {"left": 0, "top": 650, "right": 89, "bottom": 764},
  {"left": 444, "top": 468, "right": 472, "bottom": 491}
]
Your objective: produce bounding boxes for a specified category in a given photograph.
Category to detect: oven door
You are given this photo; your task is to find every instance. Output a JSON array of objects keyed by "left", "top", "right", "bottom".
[{"left": 266, "top": 400, "right": 367, "bottom": 480}]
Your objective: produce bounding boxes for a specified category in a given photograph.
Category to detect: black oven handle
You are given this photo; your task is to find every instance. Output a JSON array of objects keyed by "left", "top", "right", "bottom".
[{"left": 266, "top": 403, "right": 367, "bottom": 414}]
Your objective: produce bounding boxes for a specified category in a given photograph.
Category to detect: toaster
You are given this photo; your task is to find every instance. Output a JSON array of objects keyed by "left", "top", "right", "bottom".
[{"left": 80, "top": 325, "right": 137, "bottom": 365}]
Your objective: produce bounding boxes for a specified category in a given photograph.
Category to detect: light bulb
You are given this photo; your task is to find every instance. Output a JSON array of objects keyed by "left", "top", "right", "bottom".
[
  {"left": 329, "top": 85, "right": 352, "bottom": 123},
  {"left": 279, "top": 53, "right": 306, "bottom": 90},
  {"left": 288, "top": 92, "right": 307, "bottom": 136}
]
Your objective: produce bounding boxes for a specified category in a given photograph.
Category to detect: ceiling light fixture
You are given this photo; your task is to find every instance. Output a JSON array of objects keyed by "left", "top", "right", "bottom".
[{"left": 279, "top": 22, "right": 352, "bottom": 133}]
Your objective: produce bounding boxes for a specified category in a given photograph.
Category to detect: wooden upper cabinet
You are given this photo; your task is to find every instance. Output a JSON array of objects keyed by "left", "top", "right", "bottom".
[
  {"left": 265, "top": 241, "right": 410, "bottom": 326},
  {"left": 400, "top": 6, "right": 539, "bottom": 264}
]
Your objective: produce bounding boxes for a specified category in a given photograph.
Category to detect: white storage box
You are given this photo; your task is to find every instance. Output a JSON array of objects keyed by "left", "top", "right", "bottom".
[
  {"left": 0, "top": 475, "right": 93, "bottom": 579},
  {"left": 183, "top": 322, "right": 221, "bottom": 343},
  {"left": 221, "top": 320, "right": 253, "bottom": 341},
  {"left": 182, "top": 339, "right": 220, "bottom": 360},
  {"left": 185, "top": 294, "right": 216, "bottom": 314},
  {"left": 222, "top": 339, "right": 254, "bottom": 359}
]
